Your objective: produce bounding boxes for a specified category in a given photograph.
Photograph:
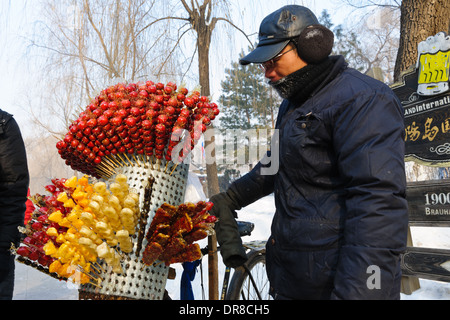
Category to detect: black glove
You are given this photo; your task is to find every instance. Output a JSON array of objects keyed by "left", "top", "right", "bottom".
[
  {"left": 209, "top": 166, "right": 275, "bottom": 268},
  {"left": 209, "top": 189, "right": 248, "bottom": 268}
]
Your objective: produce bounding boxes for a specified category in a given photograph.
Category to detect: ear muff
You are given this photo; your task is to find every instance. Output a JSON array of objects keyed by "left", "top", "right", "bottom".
[{"left": 296, "top": 25, "right": 334, "bottom": 64}]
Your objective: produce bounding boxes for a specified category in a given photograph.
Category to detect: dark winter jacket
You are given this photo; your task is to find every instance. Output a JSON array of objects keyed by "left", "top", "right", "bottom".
[
  {"left": 0, "top": 110, "right": 29, "bottom": 251},
  {"left": 229, "top": 56, "right": 408, "bottom": 299}
]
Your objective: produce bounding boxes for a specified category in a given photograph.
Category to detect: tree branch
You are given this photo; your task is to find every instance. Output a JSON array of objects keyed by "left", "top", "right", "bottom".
[
  {"left": 214, "top": 17, "right": 254, "bottom": 48},
  {"left": 135, "top": 16, "right": 190, "bottom": 40},
  {"left": 84, "top": 0, "right": 120, "bottom": 78},
  {"left": 156, "top": 26, "right": 193, "bottom": 76},
  {"left": 180, "top": 0, "right": 193, "bottom": 16}
]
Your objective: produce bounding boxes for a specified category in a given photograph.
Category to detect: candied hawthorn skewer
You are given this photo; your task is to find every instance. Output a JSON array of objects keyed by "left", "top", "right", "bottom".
[
  {"left": 141, "top": 201, "right": 216, "bottom": 266},
  {"left": 55, "top": 81, "right": 220, "bottom": 179}
]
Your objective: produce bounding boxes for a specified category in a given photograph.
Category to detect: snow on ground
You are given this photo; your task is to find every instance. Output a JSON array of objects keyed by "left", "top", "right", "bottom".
[{"left": 12, "top": 193, "right": 450, "bottom": 300}]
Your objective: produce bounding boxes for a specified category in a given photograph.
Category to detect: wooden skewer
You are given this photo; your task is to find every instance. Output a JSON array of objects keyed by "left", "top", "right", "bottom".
[
  {"left": 94, "top": 262, "right": 106, "bottom": 274},
  {"left": 170, "top": 164, "right": 179, "bottom": 176},
  {"left": 104, "top": 156, "right": 119, "bottom": 169},
  {"left": 150, "top": 155, "right": 154, "bottom": 169},
  {"left": 102, "top": 162, "right": 116, "bottom": 173},
  {"left": 116, "top": 154, "right": 128, "bottom": 167},
  {"left": 78, "top": 268, "right": 103, "bottom": 281},
  {"left": 95, "top": 167, "right": 113, "bottom": 179},
  {"left": 88, "top": 281, "right": 103, "bottom": 289},
  {"left": 112, "top": 154, "right": 122, "bottom": 167},
  {"left": 89, "top": 263, "right": 102, "bottom": 275},
  {"left": 133, "top": 154, "right": 142, "bottom": 167},
  {"left": 113, "top": 247, "right": 125, "bottom": 259},
  {"left": 123, "top": 153, "right": 132, "bottom": 166},
  {"left": 98, "top": 162, "right": 116, "bottom": 174},
  {"left": 81, "top": 264, "right": 102, "bottom": 278},
  {"left": 140, "top": 264, "right": 148, "bottom": 271},
  {"left": 164, "top": 161, "right": 169, "bottom": 173},
  {"left": 143, "top": 152, "right": 149, "bottom": 167}
]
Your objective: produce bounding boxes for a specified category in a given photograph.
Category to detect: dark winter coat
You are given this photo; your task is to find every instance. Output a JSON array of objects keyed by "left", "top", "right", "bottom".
[
  {"left": 0, "top": 110, "right": 29, "bottom": 251},
  {"left": 229, "top": 56, "right": 408, "bottom": 299}
]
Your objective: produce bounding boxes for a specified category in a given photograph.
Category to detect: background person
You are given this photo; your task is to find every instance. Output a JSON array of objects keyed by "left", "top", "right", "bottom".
[{"left": 0, "top": 110, "right": 30, "bottom": 300}]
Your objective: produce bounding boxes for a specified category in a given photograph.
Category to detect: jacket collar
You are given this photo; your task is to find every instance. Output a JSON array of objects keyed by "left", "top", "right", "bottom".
[
  {"left": 275, "top": 55, "right": 348, "bottom": 128},
  {"left": 310, "top": 55, "right": 348, "bottom": 97},
  {"left": 311, "top": 56, "right": 348, "bottom": 97}
]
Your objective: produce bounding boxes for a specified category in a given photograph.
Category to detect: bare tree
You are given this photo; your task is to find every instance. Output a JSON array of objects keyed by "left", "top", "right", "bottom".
[
  {"left": 354, "top": 6, "right": 400, "bottom": 83},
  {"left": 329, "top": 1, "right": 400, "bottom": 83},
  {"left": 27, "top": 0, "right": 174, "bottom": 134}
]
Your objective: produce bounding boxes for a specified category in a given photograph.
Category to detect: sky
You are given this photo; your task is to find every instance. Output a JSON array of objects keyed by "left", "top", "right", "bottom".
[{"left": 0, "top": 0, "right": 354, "bottom": 138}]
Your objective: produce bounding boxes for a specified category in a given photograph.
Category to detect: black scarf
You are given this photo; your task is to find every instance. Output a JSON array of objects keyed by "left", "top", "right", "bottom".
[{"left": 269, "top": 58, "right": 335, "bottom": 107}]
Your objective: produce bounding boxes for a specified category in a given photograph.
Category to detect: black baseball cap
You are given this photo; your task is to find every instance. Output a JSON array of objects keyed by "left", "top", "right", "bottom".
[{"left": 240, "top": 5, "right": 319, "bottom": 65}]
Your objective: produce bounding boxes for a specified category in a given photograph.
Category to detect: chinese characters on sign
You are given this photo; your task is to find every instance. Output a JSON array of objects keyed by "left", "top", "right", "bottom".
[
  {"left": 397, "top": 88, "right": 450, "bottom": 166},
  {"left": 403, "top": 94, "right": 450, "bottom": 149}
]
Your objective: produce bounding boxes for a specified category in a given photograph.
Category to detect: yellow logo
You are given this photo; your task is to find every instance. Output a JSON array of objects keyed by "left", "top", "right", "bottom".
[{"left": 416, "top": 32, "right": 450, "bottom": 96}]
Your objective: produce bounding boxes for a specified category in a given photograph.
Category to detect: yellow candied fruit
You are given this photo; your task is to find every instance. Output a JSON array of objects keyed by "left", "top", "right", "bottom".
[
  {"left": 63, "top": 199, "right": 76, "bottom": 208},
  {"left": 46, "top": 227, "right": 58, "bottom": 237},
  {"left": 115, "top": 174, "right": 128, "bottom": 184},
  {"left": 57, "top": 242, "right": 70, "bottom": 255},
  {"left": 65, "top": 233, "right": 77, "bottom": 244},
  {"left": 43, "top": 241, "right": 57, "bottom": 256},
  {"left": 78, "top": 176, "right": 89, "bottom": 187},
  {"left": 79, "top": 212, "right": 95, "bottom": 227},
  {"left": 76, "top": 254, "right": 87, "bottom": 268},
  {"left": 66, "top": 227, "right": 78, "bottom": 234},
  {"left": 84, "top": 185, "right": 94, "bottom": 195},
  {"left": 72, "top": 219, "right": 84, "bottom": 230},
  {"left": 86, "top": 253, "right": 97, "bottom": 262},
  {"left": 93, "top": 182, "right": 107, "bottom": 194},
  {"left": 64, "top": 176, "right": 78, "bottom": 189},
  {"left": 56, "top": 234, "right": 66, "bottom": 243},
  {"left": 56, "top": 192, "right": 69, "bottom": 203},
  {"left": 78, "top": 198, "right": 90, "bottom": 208},
  {"left": 49, "top": 260, "right": 62, "bottom": 274},
  {"left": 66, "top": 212, "right": 79, "bottom": 222},
  {"left": 88, "top": 201, "right": 100, "bottom": 213},
  {"left": 80, "top": 273, "right": 91, "bottom": 284},
  {"left": 70, "top": 271, "right": 87, "bottom": 285},
  {"left": 59, "top": 218, "right": 71, "bottom": 228},
  {"left": 48, "top": 210, "right": 63, "bottom": 223},
  {"left": 59, "top": 263, "right": 74, "bottom": 278},
  {"left": 70, "top": 253, "right": 81, "bottom": 266},
  {"left": 72, "top": 190, "right": 86, "bottom": 201}
]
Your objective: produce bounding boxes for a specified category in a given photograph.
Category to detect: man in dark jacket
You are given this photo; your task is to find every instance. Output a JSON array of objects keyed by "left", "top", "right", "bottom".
[
  {"left": 0, "top": 110, "right": 29, "bottom": 300},
  {"left": 210, "top": 5, "right": 408, "bottom": 300}
]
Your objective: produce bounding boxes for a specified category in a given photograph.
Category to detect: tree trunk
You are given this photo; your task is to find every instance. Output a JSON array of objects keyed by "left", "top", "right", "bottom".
[
  {"left": 196, "top": 18, "right": 220, "bottom": 301},
  {"left": 197, "top": 26, "right": 220, "bottom": 198},
  {"left": 394, "top": 0, "right": 450, "bottom": 81}
]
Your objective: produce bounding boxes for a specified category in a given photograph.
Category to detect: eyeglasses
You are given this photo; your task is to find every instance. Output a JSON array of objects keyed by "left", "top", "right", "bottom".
[{"left": 259, "top": 47, "right": 296, "bottom": 71}]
